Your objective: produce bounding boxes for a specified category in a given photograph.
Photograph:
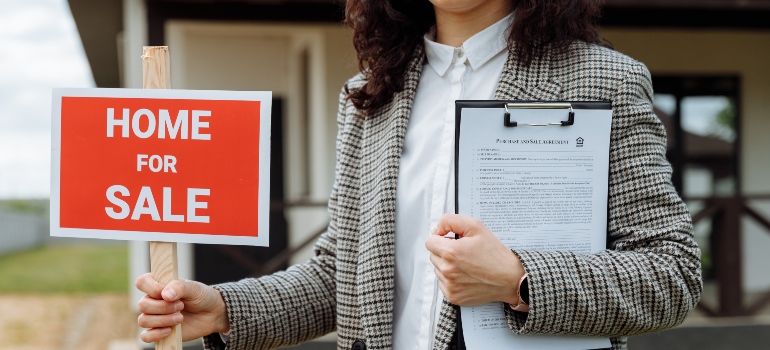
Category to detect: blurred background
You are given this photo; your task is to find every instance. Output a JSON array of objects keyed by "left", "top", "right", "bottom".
[{"left": 0, "top": 0, "right": 769, "bottom": 349}]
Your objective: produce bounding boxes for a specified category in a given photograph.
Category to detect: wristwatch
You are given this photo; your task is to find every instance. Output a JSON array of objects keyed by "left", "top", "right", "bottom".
[
  {"left": 519, "top": 275, "right": 530, "bottom": 304},
  {"left": 510, "top": 274, "right": 530, "bottom": 312}
]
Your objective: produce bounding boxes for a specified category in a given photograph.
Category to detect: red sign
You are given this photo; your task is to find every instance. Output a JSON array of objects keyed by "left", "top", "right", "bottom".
[{"left": 51, "top": 89, "right": 271, "bottom": 246}]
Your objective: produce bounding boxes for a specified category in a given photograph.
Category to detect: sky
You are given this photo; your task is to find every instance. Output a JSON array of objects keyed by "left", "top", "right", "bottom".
[{"left": 0, "top": 0, "right": 94, "bottom": 198}]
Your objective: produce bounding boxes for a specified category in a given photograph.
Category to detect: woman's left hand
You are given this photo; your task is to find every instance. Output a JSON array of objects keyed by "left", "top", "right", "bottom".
[{"left": 425, "top": 214, "right": 525, "bottom": 306}]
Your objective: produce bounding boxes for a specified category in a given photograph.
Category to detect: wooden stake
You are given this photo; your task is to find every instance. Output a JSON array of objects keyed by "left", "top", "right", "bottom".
[
  {"left": 142, "top": 46, "right": 171, "bottom": 89},
  {"left": 142, "top": 46, "right": 183, "bottom": 350}
]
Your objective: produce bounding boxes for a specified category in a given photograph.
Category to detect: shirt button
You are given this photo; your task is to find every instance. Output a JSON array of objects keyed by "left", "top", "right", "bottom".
[{"left": 457, "top": 50, "right": 464, "bottom": 58}]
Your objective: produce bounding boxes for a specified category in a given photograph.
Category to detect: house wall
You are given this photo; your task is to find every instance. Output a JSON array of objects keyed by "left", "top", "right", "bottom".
[
  {"left": 163, "top": 20, "right": 358, "bottom": 264},
  {"left": 601, "top": 28, "right": 770, "bottom": 292},
  {"left": 118, "top": 15, "right": 770, "bottom": 308}
]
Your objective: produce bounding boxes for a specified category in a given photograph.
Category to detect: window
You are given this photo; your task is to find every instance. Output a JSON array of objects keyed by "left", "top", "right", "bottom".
[
  {"left": 651, "top": 75, "right": 741, "bottom": 280},
  {"left": 652, "top": 76, "right": 740, "bottom": 197}
]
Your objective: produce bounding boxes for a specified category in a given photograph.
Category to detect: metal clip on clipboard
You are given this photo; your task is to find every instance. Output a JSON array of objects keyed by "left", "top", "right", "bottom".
[{"left": 503, "top": 102, "right": 575, "bottom": 127}]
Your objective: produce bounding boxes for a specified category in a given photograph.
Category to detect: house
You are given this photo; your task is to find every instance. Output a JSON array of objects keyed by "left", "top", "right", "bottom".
[{"left": 67, "top": 0, "right": 770, "bottom": 347}]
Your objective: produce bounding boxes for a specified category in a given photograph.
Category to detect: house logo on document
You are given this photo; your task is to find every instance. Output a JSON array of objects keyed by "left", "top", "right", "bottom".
[{"left": 576, "top": 137, "right": 584, "bottom": 147}]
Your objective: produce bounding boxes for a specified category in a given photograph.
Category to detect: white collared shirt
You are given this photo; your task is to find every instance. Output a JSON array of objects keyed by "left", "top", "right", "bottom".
[{"left": 393, "top": 14, "right": 512, "bottom": 349}]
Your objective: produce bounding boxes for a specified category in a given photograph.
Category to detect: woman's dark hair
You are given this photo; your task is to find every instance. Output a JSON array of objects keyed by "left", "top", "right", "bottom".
[{"left": 345, "top": 0, "right": 607, "bottom": 115}]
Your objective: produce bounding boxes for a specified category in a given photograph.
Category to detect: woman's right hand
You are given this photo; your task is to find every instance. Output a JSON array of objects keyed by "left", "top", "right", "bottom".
[{"left": 135, "top": 273, "right": 230, "bottom": 343}]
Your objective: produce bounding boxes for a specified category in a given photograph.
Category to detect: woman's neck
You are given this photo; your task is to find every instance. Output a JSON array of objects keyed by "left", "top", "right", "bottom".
[{"left": 433, "top": 0, "right": 511, "bottom": 47}]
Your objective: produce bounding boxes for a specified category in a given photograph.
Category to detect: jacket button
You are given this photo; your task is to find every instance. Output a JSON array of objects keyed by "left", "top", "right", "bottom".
[{"left": 351, "top": 339, "right": 366, "bottom": 350}]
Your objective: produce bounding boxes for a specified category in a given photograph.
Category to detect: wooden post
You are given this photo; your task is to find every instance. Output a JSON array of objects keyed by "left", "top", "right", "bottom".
[
  {"left": 714, "top": 197, "right": 745, "bottom": 316},
  {"left": 142, "top": 46, "right": 183, "bottom": 350}
]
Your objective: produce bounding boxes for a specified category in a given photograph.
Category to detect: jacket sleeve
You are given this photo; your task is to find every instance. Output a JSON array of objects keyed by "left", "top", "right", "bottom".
[
  {"left": 202, "top": 88, "right": 353, "bottom": 350},
  {"left": 504, "top": 62, "right": 703, "bottom": 337}
]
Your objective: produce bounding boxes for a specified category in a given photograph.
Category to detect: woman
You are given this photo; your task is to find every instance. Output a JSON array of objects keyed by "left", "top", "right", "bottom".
[{"left": 135, "top": 0, "right": 702, "bottom": 349}]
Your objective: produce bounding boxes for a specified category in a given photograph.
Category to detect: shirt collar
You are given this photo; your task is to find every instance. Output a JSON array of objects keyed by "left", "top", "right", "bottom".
[{"left": 424, "top": 13, "right": 512, "bottom": 76}]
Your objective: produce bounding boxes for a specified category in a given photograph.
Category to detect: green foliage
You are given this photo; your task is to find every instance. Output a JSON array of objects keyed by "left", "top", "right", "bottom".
[
  {"left": 708, "top": 99, "right": 736, "bottom": 142},
  {"left": 0, "top": 245, "right": 128, "bottom": 294},
  {"left": 0, "top": 199, "right": 48, "bottom": 216}
]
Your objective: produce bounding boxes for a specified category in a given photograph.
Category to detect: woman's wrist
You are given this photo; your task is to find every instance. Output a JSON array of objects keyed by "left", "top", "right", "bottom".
[
  {"left": 500, "top": 250, "right": 526, "bottom": 305},
  {"left": 509, "top": 274, "right": 530, "bottom": 312},
  {"left": 212, "top": 288, "right": 231, "bottom": 334}
]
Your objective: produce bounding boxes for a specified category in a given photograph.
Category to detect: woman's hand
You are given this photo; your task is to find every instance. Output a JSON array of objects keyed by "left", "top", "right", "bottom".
[
  {"left": 425, "top": 214, "right": 525, "bottom": 306},
  {"left": 135, "top": 273, "right": 230, "bottom": 343}
]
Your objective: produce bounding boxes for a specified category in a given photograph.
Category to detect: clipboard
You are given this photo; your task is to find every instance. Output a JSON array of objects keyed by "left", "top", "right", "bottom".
[{"left": 453, "top": 100, "right": 613, "bottom": 350}]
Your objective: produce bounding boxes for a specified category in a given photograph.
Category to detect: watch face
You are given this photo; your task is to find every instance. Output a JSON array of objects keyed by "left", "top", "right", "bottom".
[{"left": 520, "top": 277, "right": 530, "bottom": 304}]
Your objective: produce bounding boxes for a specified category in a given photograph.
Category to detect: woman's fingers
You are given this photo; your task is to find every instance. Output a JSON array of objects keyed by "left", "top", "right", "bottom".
[
  {"left": 161, "top": 279, "right": 188, "bottom": 302},
  {"left": 434, "top": 214, "right": 484, "bottom": 238},
  {"left": 138, "top": 312, "right": 184, "bottom": 329},
  {"left": 135, "top": 273, "right": 164, "bottom": 299},
  {"left": 427, "top": 214, "right": 526, "bottom": 306},
  {"left": 425, "top": 234, "right": 456, "bottom": 259},
  {"left": 163, "top": 279, "right": 207, "bottom": 303},
  {"left": 138, "top": 295, "right": 184, "bottom": 314},
  {"left": 140, "top": 327, "right": 173, "bottom": 343},
  {"left": 135, "top": 274, "right": 199, "bottom": 303}
]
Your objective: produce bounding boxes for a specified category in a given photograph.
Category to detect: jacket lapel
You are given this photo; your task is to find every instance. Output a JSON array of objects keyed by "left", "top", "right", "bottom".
[
  {"left": 494, "top": 46, "right": 561, "bottom": 101},
  {"left": 358, "top": 45, "right": 425, "bottom": 349}
]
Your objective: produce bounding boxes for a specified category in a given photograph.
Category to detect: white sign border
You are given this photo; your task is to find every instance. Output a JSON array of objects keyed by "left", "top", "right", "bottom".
[{"left": 51, "top": 88, "right": 272, "bottom": 247}]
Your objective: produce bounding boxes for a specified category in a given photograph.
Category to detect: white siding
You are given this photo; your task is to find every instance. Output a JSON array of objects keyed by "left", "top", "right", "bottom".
[{"left": 0, "top": 210, "right": 47, "bottom": 254}]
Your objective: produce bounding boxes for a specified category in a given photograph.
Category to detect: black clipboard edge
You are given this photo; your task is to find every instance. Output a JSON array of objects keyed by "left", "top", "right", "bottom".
[{"left": 453, "top": 100, "right": 614, "bottom": 350}]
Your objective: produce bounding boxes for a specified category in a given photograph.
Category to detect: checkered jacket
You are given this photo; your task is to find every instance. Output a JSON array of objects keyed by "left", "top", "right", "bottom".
[{"left": 203, "top": 41, "right": 702, "bottom": 350}]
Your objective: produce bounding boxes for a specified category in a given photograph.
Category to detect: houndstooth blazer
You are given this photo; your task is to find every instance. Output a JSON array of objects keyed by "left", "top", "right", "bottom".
[{"left": 203, "top": 41, "right": 702, "bottom": 350}]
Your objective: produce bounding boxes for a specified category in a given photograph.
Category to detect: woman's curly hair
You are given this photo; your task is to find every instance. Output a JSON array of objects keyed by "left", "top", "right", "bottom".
[{"left": 345, "top": 0, "right": 607, "bottom": 115}]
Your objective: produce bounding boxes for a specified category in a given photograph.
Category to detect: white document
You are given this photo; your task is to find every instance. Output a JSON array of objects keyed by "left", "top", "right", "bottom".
[{"left": 456, "top": 103, "right": 612, "bottom": 350}]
